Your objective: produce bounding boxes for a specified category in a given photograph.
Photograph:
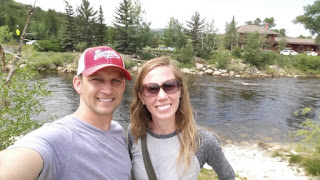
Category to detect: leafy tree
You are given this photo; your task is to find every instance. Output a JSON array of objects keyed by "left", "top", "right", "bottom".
[
  {"left": 245, "top": 18, "right": 261, "bottom": 26},
  {"left": 224, "top": 16, "right": 238, "bottom": 51},
  {"left": 60, "top": 0, "right": 77, "bottom": 51},
  {"left": 186, "top": 11, "right": 206, "bottom": 56},
  {"left": 263, "top": 17, "right": 276, "bottom": 28},
  {"left": 294, "top": 0, "right": 320, "bottom": 43},
  {"left": 163, "top": 17, "right": 187, "bottom": 48},
  {"left": 0, "top": 4, "right": 51, "bottom": 150},
  {"left": 243, "top": 31, "right": 264, "bottom": 67},
  {"left": 273, "top": 28, "right": 286, "bottom": 37},
  {"left": 95, "top": 5, "right": 107, "bottom": 46},
  {"left": 277, "top": 38, "right": 287, "bottom": 51},
  {"left": 0, "top": 25, "right": 13, "bottom": 43},
  {"left": 77, "top": 0, "right": 97, "bottom": 47}
]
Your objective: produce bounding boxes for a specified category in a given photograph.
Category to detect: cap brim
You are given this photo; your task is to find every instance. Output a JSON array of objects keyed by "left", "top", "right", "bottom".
[{"left": 82, "top": 64, "right": 132, "bottom": 81}]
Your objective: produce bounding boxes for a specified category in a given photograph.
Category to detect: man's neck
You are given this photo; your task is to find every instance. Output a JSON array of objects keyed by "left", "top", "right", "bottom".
[{"left": 73, "top": 108, "right": 112, "bottom": 131}]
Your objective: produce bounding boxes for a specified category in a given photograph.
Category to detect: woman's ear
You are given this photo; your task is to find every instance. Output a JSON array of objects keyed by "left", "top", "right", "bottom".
[{"left": 138, "top": 92, "right": 145, "bottom": 105}]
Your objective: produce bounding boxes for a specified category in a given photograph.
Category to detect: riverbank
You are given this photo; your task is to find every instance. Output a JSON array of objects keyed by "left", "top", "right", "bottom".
[{"left": 204, "top": 142, "right": 319, "bottom": 180}]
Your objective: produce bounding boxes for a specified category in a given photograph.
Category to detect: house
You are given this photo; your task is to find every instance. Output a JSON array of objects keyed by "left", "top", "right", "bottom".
[
  {"left": 274, "top": 37, "right": 319, "bottom": 53},
  {"left": 236, "top": 24, "right": 320, "bottom": 55}
]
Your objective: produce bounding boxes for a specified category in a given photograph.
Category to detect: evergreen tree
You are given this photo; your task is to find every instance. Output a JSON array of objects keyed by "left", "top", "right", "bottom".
[
  {"left": 186, "top": 11, "right": 206, "bottom": 55},
  {"left": 113, "top": 0, "right": 133, "bottom": 53},
  {"left": 60, "top": 0, "right": 76, "bottom": 51},
  {"left": 95, "top": 5, "right": 107, "bottom": 46},
  {"left": 224, "top": 16, "right": 238, "bottom": 51},
  {"left": 113, "top": 0, "right": 151, "bottom": 54},
  {"left": 77, "top": 0, "right": 97, "bottom": 47}
]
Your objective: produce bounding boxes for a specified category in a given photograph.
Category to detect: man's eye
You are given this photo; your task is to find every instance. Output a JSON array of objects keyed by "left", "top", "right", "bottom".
[{"left": 92, "top": 78, "right": 102, "bottom": 81}]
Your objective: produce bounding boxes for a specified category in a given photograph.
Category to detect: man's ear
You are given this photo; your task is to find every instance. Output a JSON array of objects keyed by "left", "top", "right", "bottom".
[
  {"left": 73, "top": 76, "right": 82, "bottom": 94},
  {"left": 138, "top": 92, "right": 145, "bottom": 105}
]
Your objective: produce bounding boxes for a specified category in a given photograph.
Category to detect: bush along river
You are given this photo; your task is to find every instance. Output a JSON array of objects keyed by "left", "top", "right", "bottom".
[{"left": 36, "top": 72, "right": 320, "bottom": 145}]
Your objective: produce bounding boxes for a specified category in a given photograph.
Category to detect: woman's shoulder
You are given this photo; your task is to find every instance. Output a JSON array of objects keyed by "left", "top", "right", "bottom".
[{"left": 197, "top": 128, "right": 221, "bottom": 149}]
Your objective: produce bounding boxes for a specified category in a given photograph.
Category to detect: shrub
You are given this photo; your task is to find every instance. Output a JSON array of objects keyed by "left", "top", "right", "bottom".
[
  {"left": 137, "top": 52, "right": 156, "bottom": 60},
  {"left": 0, "top": 68, "right": 51, "bottom": 149},
  {"left": 35, "top": 40, "right": 62, "bottom": 52},
  {"left": 212, "top": 48, "right": 231, "bottom": 69},
  {"left": 231, "top": 46, "right": 242, "bottom": 58}
]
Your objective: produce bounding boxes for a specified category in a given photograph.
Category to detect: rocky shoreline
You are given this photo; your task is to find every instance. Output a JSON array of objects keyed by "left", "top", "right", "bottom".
[{"left": 205, "top": 142, "right": 318, "bottom": 180}]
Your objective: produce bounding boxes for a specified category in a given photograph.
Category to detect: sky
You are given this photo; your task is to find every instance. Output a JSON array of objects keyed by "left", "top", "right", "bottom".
[{"left": 14, "top": 0, "right": 316, "bottom": 38}]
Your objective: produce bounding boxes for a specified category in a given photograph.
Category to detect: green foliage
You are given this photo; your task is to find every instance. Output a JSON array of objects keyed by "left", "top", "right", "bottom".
[
  {"left": 0, "top": 68, "right": 51, "bottom": 150},
  {"left": 294, "top": 0, "right": 320, "bottom": 44},
  {"left": 35, "top": 40, "right": 62, "bottom": 52},
  {"left": 224, "top": 16, "right": 238, "bottom": 51},
  {"left": 186, "top": 11, "right": 206, "bottom": 56},
  {"left": 197, "top": 168, "right": 218, "bottom": 180},
  {"left": 293, "top": 107, "right": 320, "bottom": 154},
  {"left": 75, "top": 42, "right": 88, "bottom": 52},
  {"left": 293, "top": 55, "right": 320, "bottom": 73},
  {"left": 27, "top": 51, "right": 74, "bottom": 70},
  {"left": 113, "top": 0, "right": 152, "bottom": 54},
  {"left": 163, "top": 18, "right": 188, "bottom": 49},
  {"left": 289, "top": 154, "right": 320, "bottom": 176},
  {"left": 277, "top": 38, "right": 287, "bottom": 51},
  {"left": 123, "top": 59, "right": 136, "bottom": 70},
  {"left": 137, "top": 52, "right": 156, "bottom": 60},
  {"left": 77, "top": 0, "right": 97, "bottom": 47},
  {"left": 0, "top": 25, "right": 13, "bottom": 43},
  {"left": 231, "top": 46, "right": 242, "bottom": 58},
  {"left": 212, "top": 47, "right": 231, "bottom": 69},
  {"left": 243, "top": 32, "right": 264, "bottom": 67},
  {"left": 172, "top": 43, "right": 194, "bottom": 65}
]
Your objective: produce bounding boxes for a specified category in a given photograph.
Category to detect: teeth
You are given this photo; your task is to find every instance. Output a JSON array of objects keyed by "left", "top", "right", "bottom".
[
  {"left": 157, "top": 104, "right": 171, "bottom": 110},
  {"left": 99, "top": 98, "right": 113, "bottom": 102}
]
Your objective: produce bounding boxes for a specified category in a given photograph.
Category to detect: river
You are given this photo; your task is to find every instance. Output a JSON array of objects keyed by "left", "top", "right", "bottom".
[{"left": 36, "top": 72, "right": 320, "bottom": 145}]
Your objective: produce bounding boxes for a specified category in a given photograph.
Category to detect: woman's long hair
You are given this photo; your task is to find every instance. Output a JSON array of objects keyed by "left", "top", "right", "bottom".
[{"left": 130, "top": 57, "right": 199, "bottom": 175}]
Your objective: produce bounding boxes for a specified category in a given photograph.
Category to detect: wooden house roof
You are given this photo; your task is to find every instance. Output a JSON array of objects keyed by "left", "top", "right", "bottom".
[
  {"left": 237, "top": 25, "right": 279, "bottom": 35},
  {"left": 275, "top": 37, "right": 317, "bottom": 45}
]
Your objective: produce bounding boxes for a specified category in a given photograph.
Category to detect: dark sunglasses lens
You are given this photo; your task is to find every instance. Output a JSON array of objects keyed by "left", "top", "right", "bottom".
[
  {"left": 162, "top": 80, "right": 179, "bottom": 94},
  {"left": 145, "top": 84, "right": 160, "bottom": 96}
]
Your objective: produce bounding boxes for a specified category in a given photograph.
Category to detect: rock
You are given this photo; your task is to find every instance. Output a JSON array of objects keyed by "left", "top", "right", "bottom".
[
  {"left": 213, "top": 71, "right": 222, "bottom": 76},
  {"left": 131, "top": 66, "right": 138, "bottom": 72},
  {"left": 195, "top": 63, "right": 204, "bottom": 70},
  {"left": 204, "top": 69, "right": 213, "bottom": 75},
  {"left": 181, "top": 68, "right": 191, "bottom": 74}
]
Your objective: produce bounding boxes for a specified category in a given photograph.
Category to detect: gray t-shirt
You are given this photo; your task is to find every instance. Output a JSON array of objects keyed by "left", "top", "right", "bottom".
[
  {"left": 128, "top": 128, "right": 235, "bottom": 180},
  {"left": 9, "top": 115, "right": 132, "bottom": 180}
]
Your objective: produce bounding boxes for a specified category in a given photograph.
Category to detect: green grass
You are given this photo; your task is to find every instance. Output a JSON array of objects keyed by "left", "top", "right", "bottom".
[
  {"left": 289, "top": 154, "right": 320, "bottom": 176},
  {"left": 197, "top": 168, "right": 218, "bottom": 180}
]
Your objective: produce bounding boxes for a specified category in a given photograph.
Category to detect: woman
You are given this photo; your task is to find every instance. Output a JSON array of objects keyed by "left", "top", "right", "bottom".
[{"left": 128, "top": 57, "right": 235, "bottom": 180}]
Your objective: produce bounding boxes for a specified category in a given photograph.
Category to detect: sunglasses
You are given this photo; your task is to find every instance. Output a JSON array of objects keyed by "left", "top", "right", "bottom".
[{"left": 141, "top": 79, "right": 181, "bottom": 97}]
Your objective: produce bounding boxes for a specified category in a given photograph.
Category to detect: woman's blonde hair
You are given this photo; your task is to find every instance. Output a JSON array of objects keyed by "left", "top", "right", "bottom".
[{"left": 130, "top": 57, "right": 199, "bottom": 175}]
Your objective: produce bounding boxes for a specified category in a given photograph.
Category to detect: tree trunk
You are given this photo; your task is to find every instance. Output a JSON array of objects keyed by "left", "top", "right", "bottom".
[
  {"left": 5, "top": 6, "right": 35, "bottom": 84},
  {"left": 0, "top": 45, "right": 5, "bottom": 73}
]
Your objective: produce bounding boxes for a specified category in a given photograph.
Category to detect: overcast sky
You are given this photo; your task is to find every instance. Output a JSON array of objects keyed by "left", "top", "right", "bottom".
[{"left": 15, "top": 0, "right": 316, "bottom": 38}]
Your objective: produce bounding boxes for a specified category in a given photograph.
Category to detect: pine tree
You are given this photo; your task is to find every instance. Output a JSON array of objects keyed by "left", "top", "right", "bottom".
[
  {"left": 224, "top": 16, "right": 238, "bottom": 51},
  {"left": 77, "top": 0, "right": 97, "bottom": 47},
  {"left": 60, "top": 0, "right": 76, "bottom": 51},
  {"left": 186, "top": 11, "right": 206, "bottom": 56},
  {"left": 113, "top": 0, "right": 134, "bottom": 53},
  {"left": 95, "top": 5, "right": 107, "bottom": 46}
]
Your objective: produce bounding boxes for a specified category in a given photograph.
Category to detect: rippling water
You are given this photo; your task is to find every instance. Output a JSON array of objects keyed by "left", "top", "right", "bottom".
[{"left": 36, "top": 72, "right": 320, "bottom": 144}]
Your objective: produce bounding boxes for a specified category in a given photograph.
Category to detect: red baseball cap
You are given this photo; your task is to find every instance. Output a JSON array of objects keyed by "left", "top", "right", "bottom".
[{"left": 77, "top": 46, "right": 132, "bottom": 80}]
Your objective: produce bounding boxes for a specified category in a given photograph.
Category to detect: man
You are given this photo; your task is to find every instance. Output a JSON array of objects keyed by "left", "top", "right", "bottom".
[{"left": 0, "top": 46, "right": 132, "bottom": 179}]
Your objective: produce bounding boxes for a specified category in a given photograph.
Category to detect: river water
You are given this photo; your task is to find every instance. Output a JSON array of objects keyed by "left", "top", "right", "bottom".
[{"left": 36, "top": 72, "right": 320, "bottom": 145}]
